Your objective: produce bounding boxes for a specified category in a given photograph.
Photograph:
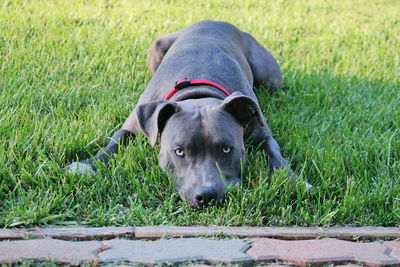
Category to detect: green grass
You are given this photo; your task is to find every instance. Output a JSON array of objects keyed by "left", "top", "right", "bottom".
[{"left": 0, "top": 0, "right": 399, "bottom": 228}]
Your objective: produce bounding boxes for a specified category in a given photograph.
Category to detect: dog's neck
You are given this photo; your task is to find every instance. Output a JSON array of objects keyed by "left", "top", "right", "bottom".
[{"left": 170, "top": 85, "right": 228, "bottom": 102}]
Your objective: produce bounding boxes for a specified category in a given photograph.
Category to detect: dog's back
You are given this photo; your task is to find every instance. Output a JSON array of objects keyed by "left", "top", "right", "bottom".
[{"left": 141, "top": 21, "right": 257, "bottom": 104}]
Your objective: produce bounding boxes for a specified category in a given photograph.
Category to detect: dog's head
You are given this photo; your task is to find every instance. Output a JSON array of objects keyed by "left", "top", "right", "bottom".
[{"left": 136, "top": 92, "right": 264, "bottom": 207}]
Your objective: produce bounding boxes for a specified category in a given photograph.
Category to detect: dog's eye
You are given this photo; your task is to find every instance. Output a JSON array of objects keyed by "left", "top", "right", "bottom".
[
  {"left": 222, "top": 146, "right": 231, "bottom": 154},
  {"left": 174, "top": 148, "right": 185, "bottom": 157}
]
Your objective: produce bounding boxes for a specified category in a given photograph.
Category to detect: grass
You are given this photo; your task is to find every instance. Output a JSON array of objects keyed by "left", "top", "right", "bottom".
[{"left": 0, "top": 0, "right": 399, "bottom": 228}]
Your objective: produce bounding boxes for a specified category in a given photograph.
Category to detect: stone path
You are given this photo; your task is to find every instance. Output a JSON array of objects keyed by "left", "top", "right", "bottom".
[
  {"left": 1, "top": 227, "right": 400, "bottom": 266},
  {"left": 1, "top": 236, "right": 400, "bottom": 266}
]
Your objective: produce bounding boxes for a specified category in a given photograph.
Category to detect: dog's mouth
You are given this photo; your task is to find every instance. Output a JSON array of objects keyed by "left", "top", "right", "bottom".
[{"left": 189, "top": 194, "right": 225, "bottom": 208}]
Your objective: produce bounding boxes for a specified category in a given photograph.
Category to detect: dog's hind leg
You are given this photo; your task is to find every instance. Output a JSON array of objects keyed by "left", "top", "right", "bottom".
[
  {"left": 243, "top": 32, "right": 282, "bottom": 90},
  {"left": 148, "top": 32, "right": 180, "bottom": 75}
]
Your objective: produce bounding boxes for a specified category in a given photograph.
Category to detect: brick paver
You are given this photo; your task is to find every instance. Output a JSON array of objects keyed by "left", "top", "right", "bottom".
[
  {"left": 0, "top": 226, "right": 135, "bottom": 241},
  {"left": 0, "top": 239, "right": 101, "bottom": 264},
  {"left": 259, "top": 265, "right": 362, "bottom": 267},
  {"left": 247, "top": 238, "right": 400, "bottom": 266},
  {"left": 98, "top": 238, "right": 251, "bottom": 264},
  {"left": 133, "top": 226, "right": 400, "bottom": 240}
]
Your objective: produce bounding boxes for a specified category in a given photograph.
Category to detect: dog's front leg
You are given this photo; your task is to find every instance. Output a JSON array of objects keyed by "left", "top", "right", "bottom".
[
  {"left": 248, "top": 121, "right": 296, "bottom": 179},
  {"left": 67, "top": 129, "right": 134, "bottom": 175},
  {"left": 260, "top": 133, "right": 290, "bottom": 173},
  {"left": 254, "top": 123, "right": 313, "bottom": 189}
]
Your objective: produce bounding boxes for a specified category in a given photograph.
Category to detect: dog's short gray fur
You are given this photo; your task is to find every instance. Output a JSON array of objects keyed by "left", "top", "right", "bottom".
[{"left": 68, "top": 21, "right": 294, "bottom": 207}]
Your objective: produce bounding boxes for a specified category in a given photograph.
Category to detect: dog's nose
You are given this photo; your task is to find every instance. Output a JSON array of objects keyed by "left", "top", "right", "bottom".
[{"left": 194, "top": 186, "right": 219, "bottom": 207}]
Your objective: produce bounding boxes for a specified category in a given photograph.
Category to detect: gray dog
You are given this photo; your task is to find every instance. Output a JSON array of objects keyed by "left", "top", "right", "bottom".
[{"left": 68, "top": 20, "right": 293, "bottom": 207}]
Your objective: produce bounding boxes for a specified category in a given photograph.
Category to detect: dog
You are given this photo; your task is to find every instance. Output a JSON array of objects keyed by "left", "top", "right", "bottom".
[{"left": 68, "top": 20, "right": 294, "bottom": 208}]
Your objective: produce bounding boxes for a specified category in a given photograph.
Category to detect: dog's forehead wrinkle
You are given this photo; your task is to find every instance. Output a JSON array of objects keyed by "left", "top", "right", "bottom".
[
  {"left": 163, "top": 111, "right": 206, "bottom": 148},
  {"left": 191, "top": 107, "right": 203, "bottom": 120},
  {"left": 203, "top": 109, "right": 243, "bottom": 145}
]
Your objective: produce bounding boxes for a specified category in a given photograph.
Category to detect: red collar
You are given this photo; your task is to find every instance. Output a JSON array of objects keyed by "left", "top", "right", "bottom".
[{"left": 164, "top": 78, "right": 231, "bottom": 100}]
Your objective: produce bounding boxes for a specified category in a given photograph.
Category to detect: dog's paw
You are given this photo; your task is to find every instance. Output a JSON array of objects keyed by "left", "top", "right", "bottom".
[
  {"left": 286, "top": 168, "right": 298, "bottom": 180},
  {"left": 66, "top": 162, "right": 96, "bottom": 176},
  {"left": 286, "top": 168, "right": 313, "bottom": 192},
  {"left": 305, "top": 182, "right": 313, "bottom": 190},
  {"left": 303, "top": 181, "right": 314, "bottom": 193}
]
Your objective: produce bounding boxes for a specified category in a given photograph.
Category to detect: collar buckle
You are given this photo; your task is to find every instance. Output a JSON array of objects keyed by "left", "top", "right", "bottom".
[{"left": 174, "top": 78, "right": 191, "bottom": 89}]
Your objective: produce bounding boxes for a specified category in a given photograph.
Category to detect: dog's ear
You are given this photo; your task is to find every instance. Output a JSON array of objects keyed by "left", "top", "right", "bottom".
[
  {"left": 220, "top": 92, "right": 264, "bottom": 127},
  {"left": 136, "top": 100, "right": 180, "bottom": 146}
]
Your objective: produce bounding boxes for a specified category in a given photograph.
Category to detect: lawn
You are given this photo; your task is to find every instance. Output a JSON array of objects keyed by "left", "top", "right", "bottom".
[{"left": 0, "top": 0, "right": 399, "bottom": 228}]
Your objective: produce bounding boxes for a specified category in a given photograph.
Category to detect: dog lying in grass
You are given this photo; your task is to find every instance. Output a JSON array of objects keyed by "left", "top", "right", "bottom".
[{"left": 68, "top": 20, "right": 295, "bottom": 207}]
